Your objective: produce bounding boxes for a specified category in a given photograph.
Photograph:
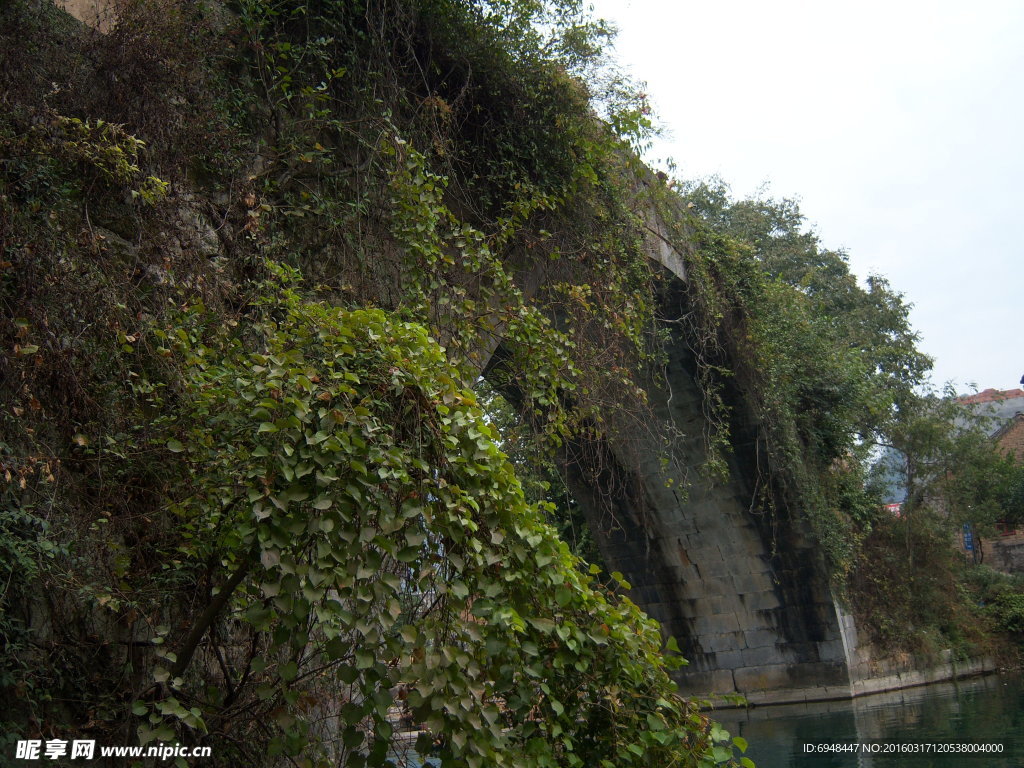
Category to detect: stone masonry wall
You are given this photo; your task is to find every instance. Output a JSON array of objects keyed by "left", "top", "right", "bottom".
[{"left": 559, "top": 283, "right": 851, "bottom": 701}]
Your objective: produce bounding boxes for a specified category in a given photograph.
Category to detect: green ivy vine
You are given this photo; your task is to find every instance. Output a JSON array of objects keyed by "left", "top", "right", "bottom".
[{"left": 134, "top": 265, "right": 747, "bottom": 767}]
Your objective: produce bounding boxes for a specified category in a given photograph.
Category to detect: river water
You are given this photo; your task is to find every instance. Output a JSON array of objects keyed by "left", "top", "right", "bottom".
[
  {"left": 397, "top": 672, "right": 1023, "bottom": 767},
  {"left": 713, "top": 671, "right": 1024, "bottom": 768}
]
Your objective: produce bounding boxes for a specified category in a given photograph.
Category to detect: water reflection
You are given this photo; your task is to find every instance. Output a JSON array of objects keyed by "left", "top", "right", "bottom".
[{"left": 713, "top": 671, "right": 1024, "bottom": 768}]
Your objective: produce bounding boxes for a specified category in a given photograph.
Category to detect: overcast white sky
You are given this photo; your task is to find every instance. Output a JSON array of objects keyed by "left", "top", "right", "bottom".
[{"left": 590, "top": 0, "right": 1023, "bottom": 394}]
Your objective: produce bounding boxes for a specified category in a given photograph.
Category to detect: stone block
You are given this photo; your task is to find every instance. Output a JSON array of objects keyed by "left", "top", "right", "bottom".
[
  {"left": 699, "top": 557, "right": 736, "bottom": 580},
  {"left": 675, "top": 668, "right": 736, "bottom": 696},
  {"left": 710, "top": 649, "right": 745, "bottom": 669},
  {"left": 687, "top": 537, "right": 726, "bottom": 556},
  {"left": 696, "top": 578, "right": 733, "bottom": 598},
  {"left": 737, "top": 591, "right": 781, "bottom": 612},
  {"left": 782, "top": 660, "right": 849, "bottom": 689},
  {"left": 738, "top": 608, "right": 776, "bottom": 631},
  {"left": 816, "top": 639, "right": 846, "bottom": 662},
  {"left": 733, "top": 664, "right": 793, "bottom": 692},
  {"left": 740, "top": 628, "right": 781, "bottom": 649},
  {"left": 653, "top": 567, "right": 686, "bottom": 588},
  {"left": 693, "top": 612, "right": 740, "bottom": 635},
  {"left": 744, "top": 688, "right": 809, "bottom": 706},
  {"left": 732, "top": 573, "right": 772, "bottom": 594},
  {"left": 692, "top": 511, "right": 728, "bottom": 534},
  {"left": 714, "top": 596, "right": 748, "bottom": 616},
  {"left": 706, "top": 669, "right": 738, "bottom": 693},
  {"left": 704, "top": 631, "right": 746, "bottom": 653},
  {"left": 741, "top": 645, "right": 787, "bottom": 668},
  {"left": 705, "top": 595, "right": 731, "bottom": 615}
]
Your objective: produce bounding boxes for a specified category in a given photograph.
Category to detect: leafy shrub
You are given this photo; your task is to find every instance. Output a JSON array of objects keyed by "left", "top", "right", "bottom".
[
  {"left": 134, "top": 266, "right": 742, "bottom": 766},
  {"left": 987, "top": 591, "right": 1024, "bottom": 636}
]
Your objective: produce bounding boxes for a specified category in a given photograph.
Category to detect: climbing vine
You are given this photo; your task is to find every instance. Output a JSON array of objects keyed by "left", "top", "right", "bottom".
[
  {"left": 2, "top": 0, "right": 923, "bottom": 761},
  {"left": 652, "top": 179, "right": 931, "bottom": 575},
  {"left": 133, "top": 266, "right": 747, "bottom": 766}
]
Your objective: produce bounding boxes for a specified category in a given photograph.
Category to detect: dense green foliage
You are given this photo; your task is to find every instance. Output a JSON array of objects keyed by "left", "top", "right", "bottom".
[
  {"left": 849, "top": 393, "right": 1024, "bottom": 654},
  {"left": 650, "top": 181, "right": 1024, "bottom": 659},
  {"left": 847, "top": 514, "right": 978, "bottom": 653},
  {"left": 0, "top": 0, "right": 751, "bottom": 765},
  {"left": 649, "top": 180, "right": 929, "bottom": 575},
  {"left": 130, "top": 271, "right": 728, "bottom": 765},
  {"left": 988, "top": 591, "right": 1024, "bottom": 636},
  {"left": 873, "top": 393, "right": 1024, "bottom": 531},
  {"left": 2, "top": 0, "right": 1020, "bottom": 763}
]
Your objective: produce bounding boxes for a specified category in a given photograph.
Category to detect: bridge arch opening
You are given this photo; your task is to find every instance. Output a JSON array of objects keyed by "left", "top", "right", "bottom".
[{"left": 479, "top": 269, "right": 852, "bottom": 700}]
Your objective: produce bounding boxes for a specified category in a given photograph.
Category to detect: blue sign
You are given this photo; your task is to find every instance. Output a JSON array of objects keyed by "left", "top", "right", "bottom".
[{"left": 963, "top": 523, "right": 974, "bottom": 552}]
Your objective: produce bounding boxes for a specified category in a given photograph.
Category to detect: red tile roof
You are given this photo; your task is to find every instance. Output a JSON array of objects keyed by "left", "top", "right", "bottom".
[{"left": 958, "top": 388, "right": 1024, "bottom": 404}]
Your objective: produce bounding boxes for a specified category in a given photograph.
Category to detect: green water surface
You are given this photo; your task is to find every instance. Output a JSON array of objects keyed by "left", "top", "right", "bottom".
[{"left": 714, "top": 671, "right": 1024, "bottom": 768}]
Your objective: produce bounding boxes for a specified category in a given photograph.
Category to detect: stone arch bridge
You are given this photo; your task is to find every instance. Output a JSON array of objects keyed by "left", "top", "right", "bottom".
[
  {"left": 48, "top": 0, "right": 960, "bottom": 705},
  {"left": 484, "top": 187, "right": 867, "bottom": 706}
]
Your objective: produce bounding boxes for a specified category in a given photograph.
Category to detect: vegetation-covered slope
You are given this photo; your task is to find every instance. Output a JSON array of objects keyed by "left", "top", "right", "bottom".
[
  {"left": 2, "top": 0, "right": 1021, "bottom": 765},
  {"left": 0, "top": 0, "right": 745, "bottom": 765}
]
